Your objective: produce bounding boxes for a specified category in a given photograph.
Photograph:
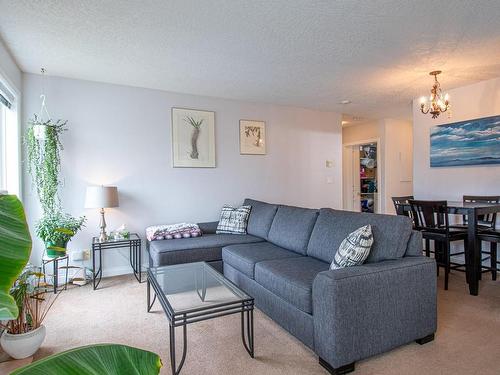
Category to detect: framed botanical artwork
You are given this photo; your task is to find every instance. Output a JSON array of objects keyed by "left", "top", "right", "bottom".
[
  {"left": 171, "top": 107, "right": 216, "bottom": 168},
  {"left": 240, "top": 120, "right": 266, "bottom": 155}
]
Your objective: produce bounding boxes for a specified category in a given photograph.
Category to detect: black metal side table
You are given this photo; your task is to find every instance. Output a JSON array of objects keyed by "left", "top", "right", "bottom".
[{"left": 92, "top": 233, "right": 143, "bottom": 290}]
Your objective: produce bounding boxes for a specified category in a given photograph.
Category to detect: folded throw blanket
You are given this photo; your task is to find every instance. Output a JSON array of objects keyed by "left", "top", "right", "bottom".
[{"left": 146, "top": 223, "right": 202, "bottom": 241}]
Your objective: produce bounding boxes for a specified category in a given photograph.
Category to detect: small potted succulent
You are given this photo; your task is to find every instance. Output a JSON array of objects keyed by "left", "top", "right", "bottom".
[
  {"left": 35, "top": 213, "right": 86, "bottom": 257},
  {"left": 0, "top": 265, "right": 59, "bottom": 359}
]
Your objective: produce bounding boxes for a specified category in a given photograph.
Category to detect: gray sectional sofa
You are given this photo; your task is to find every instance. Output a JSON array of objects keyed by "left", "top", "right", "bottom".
[{"left": 147, "top": 198, "right": 437, "bottom": 374}]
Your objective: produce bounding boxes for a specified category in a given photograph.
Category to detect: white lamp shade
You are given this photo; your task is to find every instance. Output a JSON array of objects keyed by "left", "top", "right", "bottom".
[{"left": 84, "top": 186, "right": 119, "bottom": 209}]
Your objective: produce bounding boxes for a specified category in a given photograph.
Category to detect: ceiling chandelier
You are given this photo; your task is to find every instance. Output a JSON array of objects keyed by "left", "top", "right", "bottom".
[{"left": 420, "top": 70, "right": 450, "bottom": 119}]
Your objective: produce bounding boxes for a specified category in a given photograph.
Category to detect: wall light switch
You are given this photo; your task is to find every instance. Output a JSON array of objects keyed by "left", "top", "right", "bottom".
[
  {"left": 326, "top": 176, "right": 333, "bottom": 184},
  {"left": 326, "top": 160, "right": 334, "bottom": 168}
]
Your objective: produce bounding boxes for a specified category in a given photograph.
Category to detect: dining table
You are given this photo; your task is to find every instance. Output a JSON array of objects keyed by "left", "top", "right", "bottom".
[{"left": 403, "top": 200, "right": 500, "bottom": 296}]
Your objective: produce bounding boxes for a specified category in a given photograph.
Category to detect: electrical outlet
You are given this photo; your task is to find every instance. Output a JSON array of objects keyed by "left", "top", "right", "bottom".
[{"left": 83, "top": 249, "right": 91, "bottom": 260}]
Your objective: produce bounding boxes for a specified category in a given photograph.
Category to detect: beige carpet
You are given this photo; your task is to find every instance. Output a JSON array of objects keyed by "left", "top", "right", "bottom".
[{"left": 29, "top": 272, "right": 500, "bottom": 375}]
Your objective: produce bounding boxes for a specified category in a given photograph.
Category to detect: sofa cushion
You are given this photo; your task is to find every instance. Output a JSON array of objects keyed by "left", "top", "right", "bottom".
[
  {"left": 255, "top": 257, "right": 329, "bottom": 314},
  {"left": 216, "top": 205, "right": 251, "bottom": 234},
  {"left": 267, "top": 205, "right": 319, "bottom": 254},
  {"left": 222, "top": 242, "right": 302, "bottom": 279},
  {"left": 307, "top": 208, "right": 413, "bottom": 264},
  {"left": 330, "top": 225, "right": 373, "bottom": 269},
  {"left": 148, "top": 234, "right": 264, "bottom": 267},
  {"left": 243, "top": 198, "right": 279, "bottom": 240}
]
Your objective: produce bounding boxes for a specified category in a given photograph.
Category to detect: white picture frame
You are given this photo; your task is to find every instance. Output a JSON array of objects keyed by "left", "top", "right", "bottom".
[
  {"left": 240, "top": 120, "right": 266, "bottom": 155},
  {"left": 172, "top": 107, "right": 216, "bottom": 168}
]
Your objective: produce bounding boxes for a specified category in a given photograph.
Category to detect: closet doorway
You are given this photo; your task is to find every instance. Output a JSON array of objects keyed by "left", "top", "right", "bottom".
[{"left": 342, "top": 140, "right": 381, "bottom": 213}]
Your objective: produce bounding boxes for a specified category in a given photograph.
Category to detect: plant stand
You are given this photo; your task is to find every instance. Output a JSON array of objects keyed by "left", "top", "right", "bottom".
[{"left": 42, "top": 254, "right": 69, "bottom": 294}]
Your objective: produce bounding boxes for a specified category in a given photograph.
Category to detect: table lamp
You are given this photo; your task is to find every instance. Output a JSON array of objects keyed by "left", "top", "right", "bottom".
[{"left": 84, "top": 186, "right": 119, "bottom": 242}]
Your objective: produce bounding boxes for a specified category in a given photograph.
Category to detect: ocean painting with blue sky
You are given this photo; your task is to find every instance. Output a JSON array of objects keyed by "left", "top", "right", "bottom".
[{"left": 430, "top": 114, "right": 500, "bottom": 167}]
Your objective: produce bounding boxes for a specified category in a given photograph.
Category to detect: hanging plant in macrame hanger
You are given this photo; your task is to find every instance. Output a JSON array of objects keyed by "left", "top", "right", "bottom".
[{"left": 24, "top": 68, "right": 68, "bottom": 215}]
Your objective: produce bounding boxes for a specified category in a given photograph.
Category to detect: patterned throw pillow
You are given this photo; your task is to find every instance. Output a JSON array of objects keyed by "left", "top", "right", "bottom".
[
  {"left": 216, "top": 205, "right": 252, "bottom": 234},
  {"left": 330, "top": 225, "right": 373, "bottom": 269}
]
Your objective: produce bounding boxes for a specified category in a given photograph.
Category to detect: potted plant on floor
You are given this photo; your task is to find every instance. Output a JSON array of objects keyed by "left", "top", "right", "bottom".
[
  {"left": 0, "top": 265, "right": 59, "bottom": 359},
  {"left": 35, "top": 212, "right": 86, "bottom": 258}
]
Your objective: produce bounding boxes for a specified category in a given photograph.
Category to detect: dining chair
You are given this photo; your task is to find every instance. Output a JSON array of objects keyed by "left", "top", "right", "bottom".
[
  {"left": 392, "top": 196, "right": 414, "bottom": 217},
  {"left": 450, "top": 195, "right": 500, "bottom": 280},
  {"left": 409, "top": 200, "right": 468, "bottom": 290},
  {"left": 477, "top": 230, "right": 499, "bottom": 280},
  {"left": 391, "top": 195, "right": 432, "bottom": 255},
  {"left": 451, "top": 195, "right": 499, "bottom": 230}
]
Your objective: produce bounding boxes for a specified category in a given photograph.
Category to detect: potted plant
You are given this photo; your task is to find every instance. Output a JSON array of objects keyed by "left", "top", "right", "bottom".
[
  {"left": 0, "top": 265, "right": 59, "bottom": 359},
  {"left": 35, "top": 212, "right": 86, "bottom": 258}
]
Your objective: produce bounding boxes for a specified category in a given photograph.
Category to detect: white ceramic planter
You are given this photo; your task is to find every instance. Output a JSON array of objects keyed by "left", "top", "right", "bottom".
[
  {"left": 0, "top": 325, "right": 46, "bottom": 359},
  {"left": 33, "top": 124, "right": 48, "bottom": 140}
]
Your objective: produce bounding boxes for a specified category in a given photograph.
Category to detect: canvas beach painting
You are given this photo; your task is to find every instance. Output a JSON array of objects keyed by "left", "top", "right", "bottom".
[
  {"left": 430, "top": 114, "right": 500, "bottom": 167},
  {"left": 171, "top": 107, "right": 216, "bottom": 167}
]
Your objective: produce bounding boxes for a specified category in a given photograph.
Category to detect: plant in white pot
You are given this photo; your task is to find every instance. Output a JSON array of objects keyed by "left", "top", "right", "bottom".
[{"left": 0, "top": 265, "right": 59, "bottom": 359}]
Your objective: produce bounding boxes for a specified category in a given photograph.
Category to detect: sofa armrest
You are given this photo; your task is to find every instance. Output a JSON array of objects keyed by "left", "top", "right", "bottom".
[
  {"left": 197, "top": 221, "right": 219, "bottom": 234},
  {"left": 405, "top": 230, "right": 424, "bottom": 257},
  {"left": 312, "top": 256, "right": 436, "bottom": 368}
]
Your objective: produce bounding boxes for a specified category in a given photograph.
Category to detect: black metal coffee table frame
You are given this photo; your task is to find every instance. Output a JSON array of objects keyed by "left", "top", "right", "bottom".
[{"left": 147, "top": 264, "right": 254, "bottom": 375}]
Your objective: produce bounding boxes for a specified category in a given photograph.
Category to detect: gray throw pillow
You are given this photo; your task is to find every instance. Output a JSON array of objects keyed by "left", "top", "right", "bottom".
[
  {"left": 330, "top": 225, "right": 373, "bottom": 269},
  {"left": 216, "top": 205, "right": 252, "bottom": 234}
]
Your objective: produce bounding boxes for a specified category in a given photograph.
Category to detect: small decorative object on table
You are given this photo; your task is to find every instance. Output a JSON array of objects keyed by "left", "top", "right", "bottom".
[
  {"left": 92, "top": 233, "right": 142, "bottom": 289},
  {"left": 111, "top": 224, "right": 130, "bottom": 240}
]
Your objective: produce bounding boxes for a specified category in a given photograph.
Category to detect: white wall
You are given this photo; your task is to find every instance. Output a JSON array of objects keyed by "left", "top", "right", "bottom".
[
  {"left": 413, "top": 77, "right": 500, "bottom": 200},
  {"left": 0, "top": 38, "right": 21, "bottom": 92},
  {"left": 22, "top": 74, "right": 342, "bottom": 275},
  {"left": 382, "top": 119, "right": 413, "bottom": 213}
]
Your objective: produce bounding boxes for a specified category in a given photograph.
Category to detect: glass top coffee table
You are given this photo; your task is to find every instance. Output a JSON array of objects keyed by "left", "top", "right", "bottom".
[{"left": 147, "top": 262, "right": 254, "bottom": 375}]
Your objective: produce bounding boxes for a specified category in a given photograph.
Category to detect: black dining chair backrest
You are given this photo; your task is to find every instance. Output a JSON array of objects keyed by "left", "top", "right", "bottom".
[
  {"left": 392, "top": 196, "right": 414, "bottom": 217},
  {"left": 409, "top": 200, "right": 449, "bottom": 234},
  {"left": 463, "top": 195, "right": 500, "bottom": 229}
]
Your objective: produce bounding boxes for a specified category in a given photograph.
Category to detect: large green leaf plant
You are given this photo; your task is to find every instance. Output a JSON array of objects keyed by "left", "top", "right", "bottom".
[{"left": 0, "top": 195, "right": 32, "bottom": 320}]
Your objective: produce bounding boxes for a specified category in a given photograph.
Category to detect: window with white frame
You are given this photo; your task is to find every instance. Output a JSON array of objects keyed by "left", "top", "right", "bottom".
[{"left": 0, "top": 78, "right": 20, "bottom": 197}]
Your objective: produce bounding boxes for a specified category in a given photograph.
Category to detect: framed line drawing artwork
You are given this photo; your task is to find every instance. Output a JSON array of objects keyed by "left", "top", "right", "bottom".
[
  {"left": 172, "top": 107, "right": 216, "bottom": 167},
  {"left": 240, "top": 120, "right": 266, "bottom": 155}
]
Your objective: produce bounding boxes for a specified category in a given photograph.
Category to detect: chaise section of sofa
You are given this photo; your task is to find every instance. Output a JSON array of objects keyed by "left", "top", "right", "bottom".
[{"left": 146, "top": 199, "right": 280, "bottom": 272}]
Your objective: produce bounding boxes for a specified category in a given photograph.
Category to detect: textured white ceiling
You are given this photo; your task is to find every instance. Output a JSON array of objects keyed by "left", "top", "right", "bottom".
[{"left": 1, "top": 1, "right": 500, "bottom": 119}]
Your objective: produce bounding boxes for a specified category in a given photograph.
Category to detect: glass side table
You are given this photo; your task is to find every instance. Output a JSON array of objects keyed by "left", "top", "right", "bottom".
[
  {"left": 42, "top": 254, "right": 69, "bottom": 294},
  {"left": 92, "top": 233, "right": 143, "bottom": 290}
]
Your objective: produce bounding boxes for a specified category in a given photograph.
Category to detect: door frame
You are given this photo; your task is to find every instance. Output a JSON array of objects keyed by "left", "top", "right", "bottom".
[{"left": 342, "top": 138, "right": 382, "bottom": 213}]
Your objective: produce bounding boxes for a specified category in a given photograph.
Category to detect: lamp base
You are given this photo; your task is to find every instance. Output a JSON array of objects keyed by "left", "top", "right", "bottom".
[{"left": 99, "top": 208, "right": 107, "bottom": 242}]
